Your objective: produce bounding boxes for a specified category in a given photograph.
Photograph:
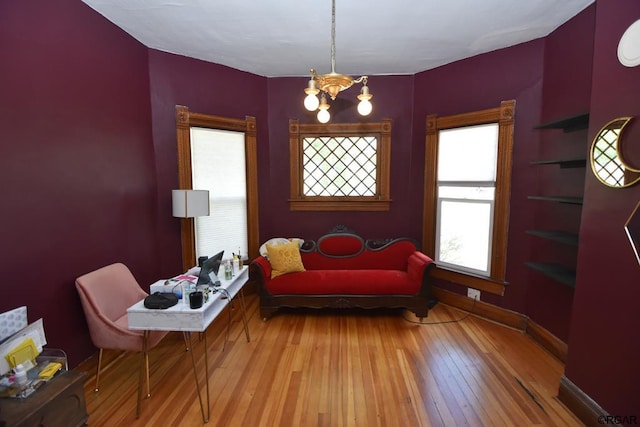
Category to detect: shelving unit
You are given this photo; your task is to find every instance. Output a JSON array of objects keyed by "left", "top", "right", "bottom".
[
  {"left": 533, "top": 112, "right": 589, "bottom": 132},
  {"left": 524, "top": 262, "right": 576, "bottom": 287},
  {"left": 526, "top": 112, "right": 589, "bottom": 287},
  {"left": 530, "top": 158, "right": 586, "bottom": 168},
  {"left": 525, "top": 230, "right": 579, "bottom": 246},
  {"left": 527, "top": 195, "right": 583, "bottom": 205}
]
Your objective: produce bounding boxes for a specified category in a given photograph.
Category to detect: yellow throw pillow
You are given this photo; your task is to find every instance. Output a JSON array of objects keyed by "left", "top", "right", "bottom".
[{"left": 266, "top": 240, "right": 306, "bottom": 279}]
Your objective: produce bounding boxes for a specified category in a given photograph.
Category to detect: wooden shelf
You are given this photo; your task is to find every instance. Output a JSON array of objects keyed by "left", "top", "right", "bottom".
[
  {"left": 524, "top": 262, "right": 576, "bottom": 288},
  {"left": 530, "top": 158, "right": 587, "bottom": 168},
  {"left": 533, "top": 113, "right": 589, "bottom": 132},
  {"left": 528, "top": 111, "right": 588, "bottom": 290},
  {"left": 525, "top": 230, "right": 579, "bottom": 246},
  {"left": 528, "top": 195, "right": 583, "bottom": 205}
]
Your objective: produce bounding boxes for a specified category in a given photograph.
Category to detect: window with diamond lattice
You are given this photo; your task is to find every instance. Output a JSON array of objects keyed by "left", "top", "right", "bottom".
[
  {"left": 303, "top": 136, "right": 377, "bottom": 196},
  {"left": 289, "top": 119, "right": 391, "bottom": 211}
]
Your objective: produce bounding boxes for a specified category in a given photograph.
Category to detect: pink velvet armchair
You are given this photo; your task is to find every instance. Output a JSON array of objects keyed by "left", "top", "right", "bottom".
[{"left": 75, "top": 263, "right": 168, "bottom": 397}]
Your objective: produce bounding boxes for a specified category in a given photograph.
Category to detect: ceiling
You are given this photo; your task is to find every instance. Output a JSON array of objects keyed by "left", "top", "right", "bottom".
[{"left": 81, "top": 0, "right": 595, "bottom": 78}]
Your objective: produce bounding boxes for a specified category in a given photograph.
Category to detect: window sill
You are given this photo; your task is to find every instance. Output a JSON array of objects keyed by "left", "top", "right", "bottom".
[
  {"left": 289, "top": 198, "right": 391, "bottom": 211},
  {"left": 431, "top": 266, "right": 507, "bottom": 296}
]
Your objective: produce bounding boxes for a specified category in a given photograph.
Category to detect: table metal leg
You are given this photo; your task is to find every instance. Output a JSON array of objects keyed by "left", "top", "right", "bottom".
[
  {"left": 187, "top": 332, "right": 210, "bottom": 423},
  {"left": 237, "top": 289, "right": 251, "bottom": 342},
  {"left": 183, "top": 332, "right": 190, "bottom": 351},
  {"left": 204, "top": 332, "right": 210, "bottom": 421}
]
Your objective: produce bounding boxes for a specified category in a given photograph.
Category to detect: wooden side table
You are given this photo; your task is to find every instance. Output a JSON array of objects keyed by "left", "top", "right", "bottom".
[{"left": 0, "top": 370, "right": 88, "bottom": 427}]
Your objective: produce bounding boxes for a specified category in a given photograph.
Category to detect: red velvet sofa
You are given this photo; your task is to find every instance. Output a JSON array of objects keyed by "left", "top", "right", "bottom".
[{"left": 249, "top": 227, "right": 435, "bottom": 320}]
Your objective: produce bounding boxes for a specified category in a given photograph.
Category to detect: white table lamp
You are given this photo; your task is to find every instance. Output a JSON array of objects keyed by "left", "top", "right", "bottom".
[{"left": 172, "top": 190, "right": 210, "bottom": 218}]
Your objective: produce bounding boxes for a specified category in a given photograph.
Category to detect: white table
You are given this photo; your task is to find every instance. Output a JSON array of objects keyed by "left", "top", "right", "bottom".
[{"left": 127, "top": 266, "right": 250, "bottom": 422}]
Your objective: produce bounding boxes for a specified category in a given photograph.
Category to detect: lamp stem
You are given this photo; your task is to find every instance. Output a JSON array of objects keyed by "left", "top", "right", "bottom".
[{"left": 330, "top": 0, "right": 336, "bottom": 74}]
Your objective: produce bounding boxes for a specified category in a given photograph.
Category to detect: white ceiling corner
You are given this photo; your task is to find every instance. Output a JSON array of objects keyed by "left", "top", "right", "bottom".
[{"left": 81, "top": 0, "right": 595, "bottom": 78}]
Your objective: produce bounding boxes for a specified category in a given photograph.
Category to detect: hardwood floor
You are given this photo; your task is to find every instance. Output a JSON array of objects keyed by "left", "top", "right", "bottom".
[{"left": 75, "top": 294, "right": 583, "bottom": 426}]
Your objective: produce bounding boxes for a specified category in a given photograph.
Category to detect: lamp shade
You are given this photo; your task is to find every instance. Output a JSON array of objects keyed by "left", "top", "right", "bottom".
[{"left": 172, "top": 189, "right": 210, "bottom": 218}]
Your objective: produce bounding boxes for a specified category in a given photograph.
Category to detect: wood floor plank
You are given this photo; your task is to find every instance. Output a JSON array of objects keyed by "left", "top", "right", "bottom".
[{"left": 75, "top": 295, "right": 583, "bottom": 426}]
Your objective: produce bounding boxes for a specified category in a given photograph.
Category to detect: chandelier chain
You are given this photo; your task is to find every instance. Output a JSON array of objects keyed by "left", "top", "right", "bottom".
[
  {"left": 331, "top": 0, "right": 336, "bottom": 74},
  {"left": 302, "top": 0, "right": 373, "bottom": 121}
]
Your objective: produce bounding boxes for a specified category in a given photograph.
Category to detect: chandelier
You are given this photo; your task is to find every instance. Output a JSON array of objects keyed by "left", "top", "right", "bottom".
[{"left": 303, "top": 0, "right": 373, "bottom": 123}]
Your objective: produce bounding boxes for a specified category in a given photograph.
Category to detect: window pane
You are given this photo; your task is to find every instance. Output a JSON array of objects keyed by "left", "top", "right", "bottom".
[
  {"left": 437, "top": 200, "right": 492, "bottom": 274},
  {"left": 438, "top": 124, "right": 498, "bottom": 181},
  {"left": 191, "top": 128, "right": 248, "bottom": 261},
  {"left": 303, "top": 136, "right": 377, "bottom": 196},
  {"left": 439, "top": 185, "right": 495, "bottom": 201}
]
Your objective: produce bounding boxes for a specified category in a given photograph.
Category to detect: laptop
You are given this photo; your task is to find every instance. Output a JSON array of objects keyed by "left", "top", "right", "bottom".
[{"left": 196, "top": 250, "right": 224, "bottom": 287}]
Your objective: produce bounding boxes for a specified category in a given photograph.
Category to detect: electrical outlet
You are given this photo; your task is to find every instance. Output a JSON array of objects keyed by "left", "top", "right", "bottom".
[{"left": 467, "top": 288, "right": 481, "bottom": 301}]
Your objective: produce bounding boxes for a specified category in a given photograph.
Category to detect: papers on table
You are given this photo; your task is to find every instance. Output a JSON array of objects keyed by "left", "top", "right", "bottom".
[
  {"left": 0, "top": 307, "right": 47, "bottom": 376},
  {"left": 0, "top": 306, "right": 28, "bottom": 343}
]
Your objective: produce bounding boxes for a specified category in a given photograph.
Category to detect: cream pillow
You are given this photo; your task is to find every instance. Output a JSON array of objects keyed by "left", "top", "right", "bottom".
[
  {"left": 266, "top": 240, "right": 306, "bottom": 279},
  {"left": 259, "top": 237, "right": 304, "bottom": 258},
  {"left": 259, "top": 238, "right": 290, "bottom": 258}
]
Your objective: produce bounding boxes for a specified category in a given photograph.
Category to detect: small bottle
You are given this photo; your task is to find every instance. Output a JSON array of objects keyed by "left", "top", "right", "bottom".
[
  {"left": 224, "top": 260, "right": 233, "bottom": 280},
  {"left": 182, "top": 283, "right": 194, "bottom": 305},
  {"left": 232, "top": 253, "right": 240, "bottom": 273},
  {"left": 14, "top": 364, "right": 28, "bottom": 387}
]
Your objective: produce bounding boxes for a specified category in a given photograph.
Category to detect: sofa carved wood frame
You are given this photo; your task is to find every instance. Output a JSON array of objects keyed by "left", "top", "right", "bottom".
[{"left": 250, "top": 226, "right": 435, "bottom": 320}]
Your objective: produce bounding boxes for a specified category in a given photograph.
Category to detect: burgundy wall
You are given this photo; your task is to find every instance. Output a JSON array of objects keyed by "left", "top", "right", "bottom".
[
  {"left": 566, "top": 0, "right": 640, "bottom": 416},
  {"left": 3, "top": 0, "right": 638, "bottom": 417},
  {"left": 0, "top": 0, "right": 157, "bottom": 366},
  {"left": 147, "top": 51, "right": 268, "bottom": 278},
  {"left": 409, "top": 5, "right": 598, "bottom": 344},
  {"left": 527, "top": 5, "right": 596, "bottom": 342},
  {"left": 540, "top": 10, "right": 595, "bottom": 123},
  {"left": 261, "top": 75, "right": 421, "bottom": 241},
  {"left": 412, "top": 39, "right": 546, "bottom": 317}
]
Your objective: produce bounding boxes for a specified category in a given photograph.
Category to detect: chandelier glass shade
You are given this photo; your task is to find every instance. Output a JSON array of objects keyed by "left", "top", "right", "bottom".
[{"left": 303, "top": 0, "right": 373, "bottom": 122}]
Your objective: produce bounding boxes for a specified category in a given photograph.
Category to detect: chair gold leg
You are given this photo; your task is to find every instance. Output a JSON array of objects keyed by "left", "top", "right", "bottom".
[
  {"left": 95, "top": 348, "right": 103, "bottom": 392},
  {"left": 145, "top": 350, "right": 150, "bottom": 398}
]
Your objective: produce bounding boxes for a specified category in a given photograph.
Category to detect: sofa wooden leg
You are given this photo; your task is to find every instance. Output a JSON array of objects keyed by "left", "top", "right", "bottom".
[
  {"left": 411, "top": 308, "right": 429, "bottom": 319},
  {"left": 260, "top": 307, "right": 276, "bottom": 320}
]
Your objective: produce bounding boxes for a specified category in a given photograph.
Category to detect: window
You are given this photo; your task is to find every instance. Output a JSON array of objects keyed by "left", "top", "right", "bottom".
[
  {"left": 176, "top": 106, "right": 259, "bottom": 270},
  {"left": 190, "top": 128, "right": 247, "bottom": 261},
  {"left": 436, "top": 124, "right": 498, "bottom": 275},
  {"left": 423, "top": 100, "right": 515, "bottom": 294},
  {"left": 289, "top": 119, "right": 392, "bottom": 211},
  {"left": 303, "top": 135, "right": 377, "bottom": 196}
]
